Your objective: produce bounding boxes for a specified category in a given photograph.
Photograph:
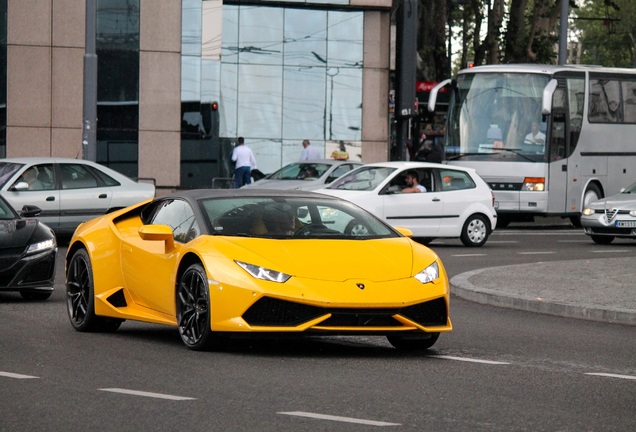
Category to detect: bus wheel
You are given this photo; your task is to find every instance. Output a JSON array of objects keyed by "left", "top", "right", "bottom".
[{"left": 591, "top": 235, "right": 614, "bottom": 245}]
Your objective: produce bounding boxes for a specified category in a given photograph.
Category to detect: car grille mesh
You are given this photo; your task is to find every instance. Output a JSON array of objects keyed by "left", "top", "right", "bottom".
[{"left": 242, "top": 296, "right": 448, "bottom": 328}]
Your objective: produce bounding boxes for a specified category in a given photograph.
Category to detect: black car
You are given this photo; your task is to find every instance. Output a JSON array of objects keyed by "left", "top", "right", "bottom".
[{"left": 0, "top": 194, "right": 57, "bottom": 300}]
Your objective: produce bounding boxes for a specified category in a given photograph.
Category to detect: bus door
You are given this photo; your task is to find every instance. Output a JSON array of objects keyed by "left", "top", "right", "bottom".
[
  {"left": 547, "top": 78, "right": 583, "bottom": 215},
  {"left": 547, "top": 111, "right": 568, "bottom": 213}
]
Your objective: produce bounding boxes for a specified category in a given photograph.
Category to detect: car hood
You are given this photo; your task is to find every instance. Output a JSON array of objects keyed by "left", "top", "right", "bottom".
[
  {"left": 0, "top": 219, "right": 39, "bottom": 249},
  {"left": 243, "top": 179, "right": 322, "bottom": 190},
  {"left": 590, "top": 194, "right": 636, "bottom": 209},
  {"left": 208, "top": 236, "right": 426, "bottom": 282}
]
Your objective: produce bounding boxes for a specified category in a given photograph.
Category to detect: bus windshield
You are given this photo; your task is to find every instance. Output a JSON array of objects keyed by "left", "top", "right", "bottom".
[{"left": 446, "top": 72, "right": 550, "bottom": 163}]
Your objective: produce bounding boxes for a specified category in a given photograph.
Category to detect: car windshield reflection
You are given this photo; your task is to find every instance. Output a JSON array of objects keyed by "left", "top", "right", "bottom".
[{"left": 200, "top": 196, "right": 396, "bottom": 239}]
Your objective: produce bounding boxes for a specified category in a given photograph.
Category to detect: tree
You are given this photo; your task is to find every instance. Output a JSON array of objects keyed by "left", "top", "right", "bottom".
[{"left": 575, "top": 0, "right": 636, "bottom": 67}]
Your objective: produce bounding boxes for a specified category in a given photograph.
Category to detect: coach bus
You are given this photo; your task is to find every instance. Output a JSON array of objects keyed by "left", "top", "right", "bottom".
[{"left": 428, "top": 64, "right": 636, "bottom": 226}]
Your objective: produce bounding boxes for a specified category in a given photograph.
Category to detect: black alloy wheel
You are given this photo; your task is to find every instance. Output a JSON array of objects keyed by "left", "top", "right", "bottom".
[
  {"left": 66, "top": 248, "right": 122, "bottom": 332},
  {"left": 177, "top": 263, "right": 217, "bottom": 350}
]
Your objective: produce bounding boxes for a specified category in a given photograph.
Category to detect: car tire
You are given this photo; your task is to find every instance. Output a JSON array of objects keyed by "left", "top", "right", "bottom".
[
  {"left": 344, "top": 219, "right": 370, "bottom": 236},
  {"left": 177, "top": 263, "right": 219, "bottom": 351},
  {"left": 66, "top": 248, "right": 123, "bottom": 332},
  {"left": 20, "top": 291, "right": 52, "bottom": 301},
  {"left": 414, "top": 237, "right": 435, "bottom": 246},
  {"left": 460, "top": 214, "right": 490, "bottom": 247},
  {"left": 590, "top": 235, "right": 614, "bottom": 245},
  {"left": 387, "top": 332, "right": 440, "bottom": 350}
]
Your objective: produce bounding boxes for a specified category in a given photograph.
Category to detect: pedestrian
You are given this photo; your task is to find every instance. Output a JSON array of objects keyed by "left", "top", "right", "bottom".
[
  {"left": 231, "top": 137, "right": 257, "bottom": 188},
  {"left": 299, "top": 139, "right": 322, "bottom": 160}
]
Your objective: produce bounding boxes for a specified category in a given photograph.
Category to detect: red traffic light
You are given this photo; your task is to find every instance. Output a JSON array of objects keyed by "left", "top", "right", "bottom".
[{"left": 211, "top": 102, "right": 218, "bottom": 111}]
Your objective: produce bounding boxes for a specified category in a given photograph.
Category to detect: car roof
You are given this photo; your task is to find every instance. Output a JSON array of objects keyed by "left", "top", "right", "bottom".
[
  {"left": 359, "top": 161, "right": 474, "bottom": 172},
  {"left": 164, "top": 188, "right": 344, "bottom": 201},
  {"left": 1, "top": 157, "right": 101, "bottom": 165},
  {"left": 283, "top": 159, "right": 361, "bottom": 165}
]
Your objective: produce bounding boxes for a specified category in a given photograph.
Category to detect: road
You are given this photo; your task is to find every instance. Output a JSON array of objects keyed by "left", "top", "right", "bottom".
[{"left": 1, "top": 222, "right": 635, "bottom": 431}]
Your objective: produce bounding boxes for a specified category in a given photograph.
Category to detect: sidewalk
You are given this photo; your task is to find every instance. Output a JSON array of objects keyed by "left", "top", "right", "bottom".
[{"left": 450, "top": 257, "right": 636, "bottom": 326}]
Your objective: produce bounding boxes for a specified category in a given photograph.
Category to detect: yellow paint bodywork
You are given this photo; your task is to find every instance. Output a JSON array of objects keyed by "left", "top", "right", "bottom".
[{"left": 67, "top": 200, "right": 452, "bottom": 335}]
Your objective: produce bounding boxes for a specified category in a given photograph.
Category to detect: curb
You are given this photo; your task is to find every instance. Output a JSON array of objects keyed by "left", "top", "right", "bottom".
[{"left": 450, "top": 265, "right": 636, "bottom": 327}]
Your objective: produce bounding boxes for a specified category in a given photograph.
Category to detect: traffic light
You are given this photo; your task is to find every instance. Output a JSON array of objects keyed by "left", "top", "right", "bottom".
[{"left": 211, "top": 101, "right": 218, "bottom": 111}]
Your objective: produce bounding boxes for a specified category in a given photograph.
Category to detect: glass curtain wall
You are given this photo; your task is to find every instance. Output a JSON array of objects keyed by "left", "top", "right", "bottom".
[
  {"left": 96, "top": 0, "right": 140, "bottom": 178},
  {"left": 222, "top": 5, "right": 363, "bottom": 174},
  {"left": 0, "top": 0, "right": 6, "bottom": 158}
]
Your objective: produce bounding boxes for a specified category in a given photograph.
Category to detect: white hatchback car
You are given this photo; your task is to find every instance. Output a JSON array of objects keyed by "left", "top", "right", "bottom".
[
  {"left": 0, "top": 157, "right": 155, "bottom": 236},
  {"left": 317, "top": 161, "right": 497, "bottom": 247}
]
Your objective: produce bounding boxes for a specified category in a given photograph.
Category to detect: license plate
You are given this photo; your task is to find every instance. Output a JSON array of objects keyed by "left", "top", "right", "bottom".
[{"left": 615, "top": 220, "right": 636, "bottom": 228}]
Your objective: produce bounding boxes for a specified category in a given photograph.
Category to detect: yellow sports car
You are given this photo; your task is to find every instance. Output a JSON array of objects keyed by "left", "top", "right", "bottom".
[{"left": 65, "top": 189, "right": 452, "bottom": 351}]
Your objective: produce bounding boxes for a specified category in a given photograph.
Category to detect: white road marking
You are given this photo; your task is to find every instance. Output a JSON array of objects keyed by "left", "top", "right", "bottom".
[
  {"left": 558, "top": 240, "right": 592, "bottom": 243},
  {"left": 452, "top": 254, "right": 488, "bottom": 257},
  {"left": 486, "top": 240, "right": 518, "bottom": 244},
  {"left": 428, "top": 355, "right": 510, "bottom": 365},
  {"left": 518, "top": 251, "right": 557, "bottom": 255},
  {"left": 99, "top": 388, "right": 196, "bottom": 400},
  {"left": 0, "top": 371, "right": 39, "bottom": 379},
  {"left": 591, "top": 249, "right": 631, "bottom": 253},
  {"left": 278, "top": 411, "right": 400, "bottom": 426},
  {"left": 585, "top": 373, "right": 636, "bottom": 381}
]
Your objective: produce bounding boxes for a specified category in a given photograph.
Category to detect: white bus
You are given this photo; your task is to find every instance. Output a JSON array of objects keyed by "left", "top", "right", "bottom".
[{"left": 428, "top": 64, "right": 636, "bottom": 226}]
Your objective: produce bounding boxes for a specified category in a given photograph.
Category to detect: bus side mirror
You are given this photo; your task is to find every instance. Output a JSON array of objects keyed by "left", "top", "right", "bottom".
[
  {"left": 428, "top": 79, "right": 452, "bottom": 113},
  {"left": 542, "top": 79, "right": 558, "bottom": 115}
]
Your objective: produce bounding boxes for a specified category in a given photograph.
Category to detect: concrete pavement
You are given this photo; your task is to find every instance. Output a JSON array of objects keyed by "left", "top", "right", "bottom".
[{"left": 450, "top": 257, "right": 636, "bottom": 326}]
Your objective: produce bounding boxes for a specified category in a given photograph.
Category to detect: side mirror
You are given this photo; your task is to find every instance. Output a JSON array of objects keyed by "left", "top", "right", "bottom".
[
  {"left": 394, "top": 226, "right": 413, "bottom": 237},
  {"left": 139, "top": 224, "right": 175, "bottom": 252},
  {"left": 20, "top": 205, "right": 42, "bottom": 218},
  {"left": 542, "top": 79, "right": 558, "bottom": 115},
  {"left": 428, "top": 79, "right": 451, "bottom": 113},
  {"left": 11, "top": 181, "right": 30, "bottom": 191}
]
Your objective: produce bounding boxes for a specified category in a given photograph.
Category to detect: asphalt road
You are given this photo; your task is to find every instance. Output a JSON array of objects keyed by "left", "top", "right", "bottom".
[{"left": 1, "top": 223, "right": 635, "bottom": 431}]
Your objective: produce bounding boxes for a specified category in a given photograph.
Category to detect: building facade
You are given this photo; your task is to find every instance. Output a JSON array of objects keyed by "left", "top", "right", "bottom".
[{"left": 0, "top": 0, "right": 391, "bottom": 191}]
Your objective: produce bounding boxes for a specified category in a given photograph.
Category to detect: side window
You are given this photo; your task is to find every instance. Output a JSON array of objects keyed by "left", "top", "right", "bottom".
[
  {"left": 327, "top": 164, "right": 354, "bottom": 183},
  {"left": 150, "top": 199, "right": 200, "bottom": 243},
  {"left": 440, "top": 169, "right": 475, "bottom": 191},
  {"left": 60, "top": 164, "right": 99, "bottom": 189},
  {"left": 16, "top": 164, "right": 55, "bottom": 191}
]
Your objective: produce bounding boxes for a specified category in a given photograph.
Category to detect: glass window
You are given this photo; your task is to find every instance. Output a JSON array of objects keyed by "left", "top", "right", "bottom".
[
  {"left": 622, "top": 80, "right": 636, "bottom": 124},
  {"left": 283, "top": 9, "right": 327, "bottom": 67},
  {"left": 237, "top": 64, "right": 283, "bottom": 138},
  {"left": 589, "top": 78, "right": 622, "bottom": 123},
  {"left": 439, "top": 169, "right": 475, "bottom": 191},
  {"left": 283, "top": 66, "right": 326, "bottom": 140},
  {"left": 150, "top": 199, "right": 199, "bottom": 243},
  {"left": 238, "top": 7, "right": 283, "bottom": 66},
  {"left": 96, "top": 0, "right": 140, "bottom": 177},
  {"left": 60, "top": 164, "right": 99, "bottom": 190},
  {"left": 16, "top": 164, "right": 54, "bottom": 191}
]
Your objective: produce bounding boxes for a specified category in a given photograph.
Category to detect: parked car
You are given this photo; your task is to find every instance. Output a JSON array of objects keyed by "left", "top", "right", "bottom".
[
  {"left": 0, "top": 194, "right": 57, "bottom": 300},
  {"left": 65, "top": 189, "right": 451, "bottom": 351},
  {"left": 316, "top": 161, "right": 497, "bottom": 247},
  {"left": 241, "top": 159, "right": 362, "bottom": 191},
  {"left": 0, "top": 157, "right": 155, "bottom": 236},
  {"left": 581, "top": 181, "right": 636, "bottom": 244}
]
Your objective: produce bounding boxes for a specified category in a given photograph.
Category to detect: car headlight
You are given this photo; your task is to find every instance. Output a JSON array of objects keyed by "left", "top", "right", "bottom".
[
  {"left": 582, "top": 208, "right": 595, "bottom": 216},
  {"left": 26, "top": 238, "right": 56, "bottom": 255},
  {"left": 630, "top": 210, "right": 636, "bottom": 217},
  {"left": 235, "top": 261, "right": 291, "bottom": 283},
  {"left": 414, "top": 261, "right": 439, "bottom": 284}
]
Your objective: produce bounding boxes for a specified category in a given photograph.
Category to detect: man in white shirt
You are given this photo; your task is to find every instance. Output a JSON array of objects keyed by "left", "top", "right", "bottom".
[
  {"left": 402, "top": 170, "right": 426, "bottom": 193},
  {"left": 299, "top": 139, "right": 322, "bottom": 160},
  {"left": 524, "top": 122, "right": 546, "bottom": 145},
  {"left": 231, "top": 137, "right": 257, "bottom": 188}
]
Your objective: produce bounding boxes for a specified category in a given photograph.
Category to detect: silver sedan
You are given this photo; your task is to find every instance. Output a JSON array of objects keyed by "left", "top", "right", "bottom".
[{"left": 581, "top": 181, "right": 636, "bottom": 244}]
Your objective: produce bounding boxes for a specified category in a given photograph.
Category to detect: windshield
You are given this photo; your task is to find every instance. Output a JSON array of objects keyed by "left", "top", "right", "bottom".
[
  {"left": 446, "top": 72, "right": 550, "bottom": 163},
  {"left": 0, "top": 162, "right": 24, "bottom": 188},
  {"left": 623, "top": 183, "right": 636, "bottom": 194},
  {"left": 199, "top": 196, "right": 397, "bottom": 239},
  {"left": 327, "top": 166, "right": 396, "bottom": 191},
  {"left": 268, "top": 162, "right": 331, "bottom": 180}
]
